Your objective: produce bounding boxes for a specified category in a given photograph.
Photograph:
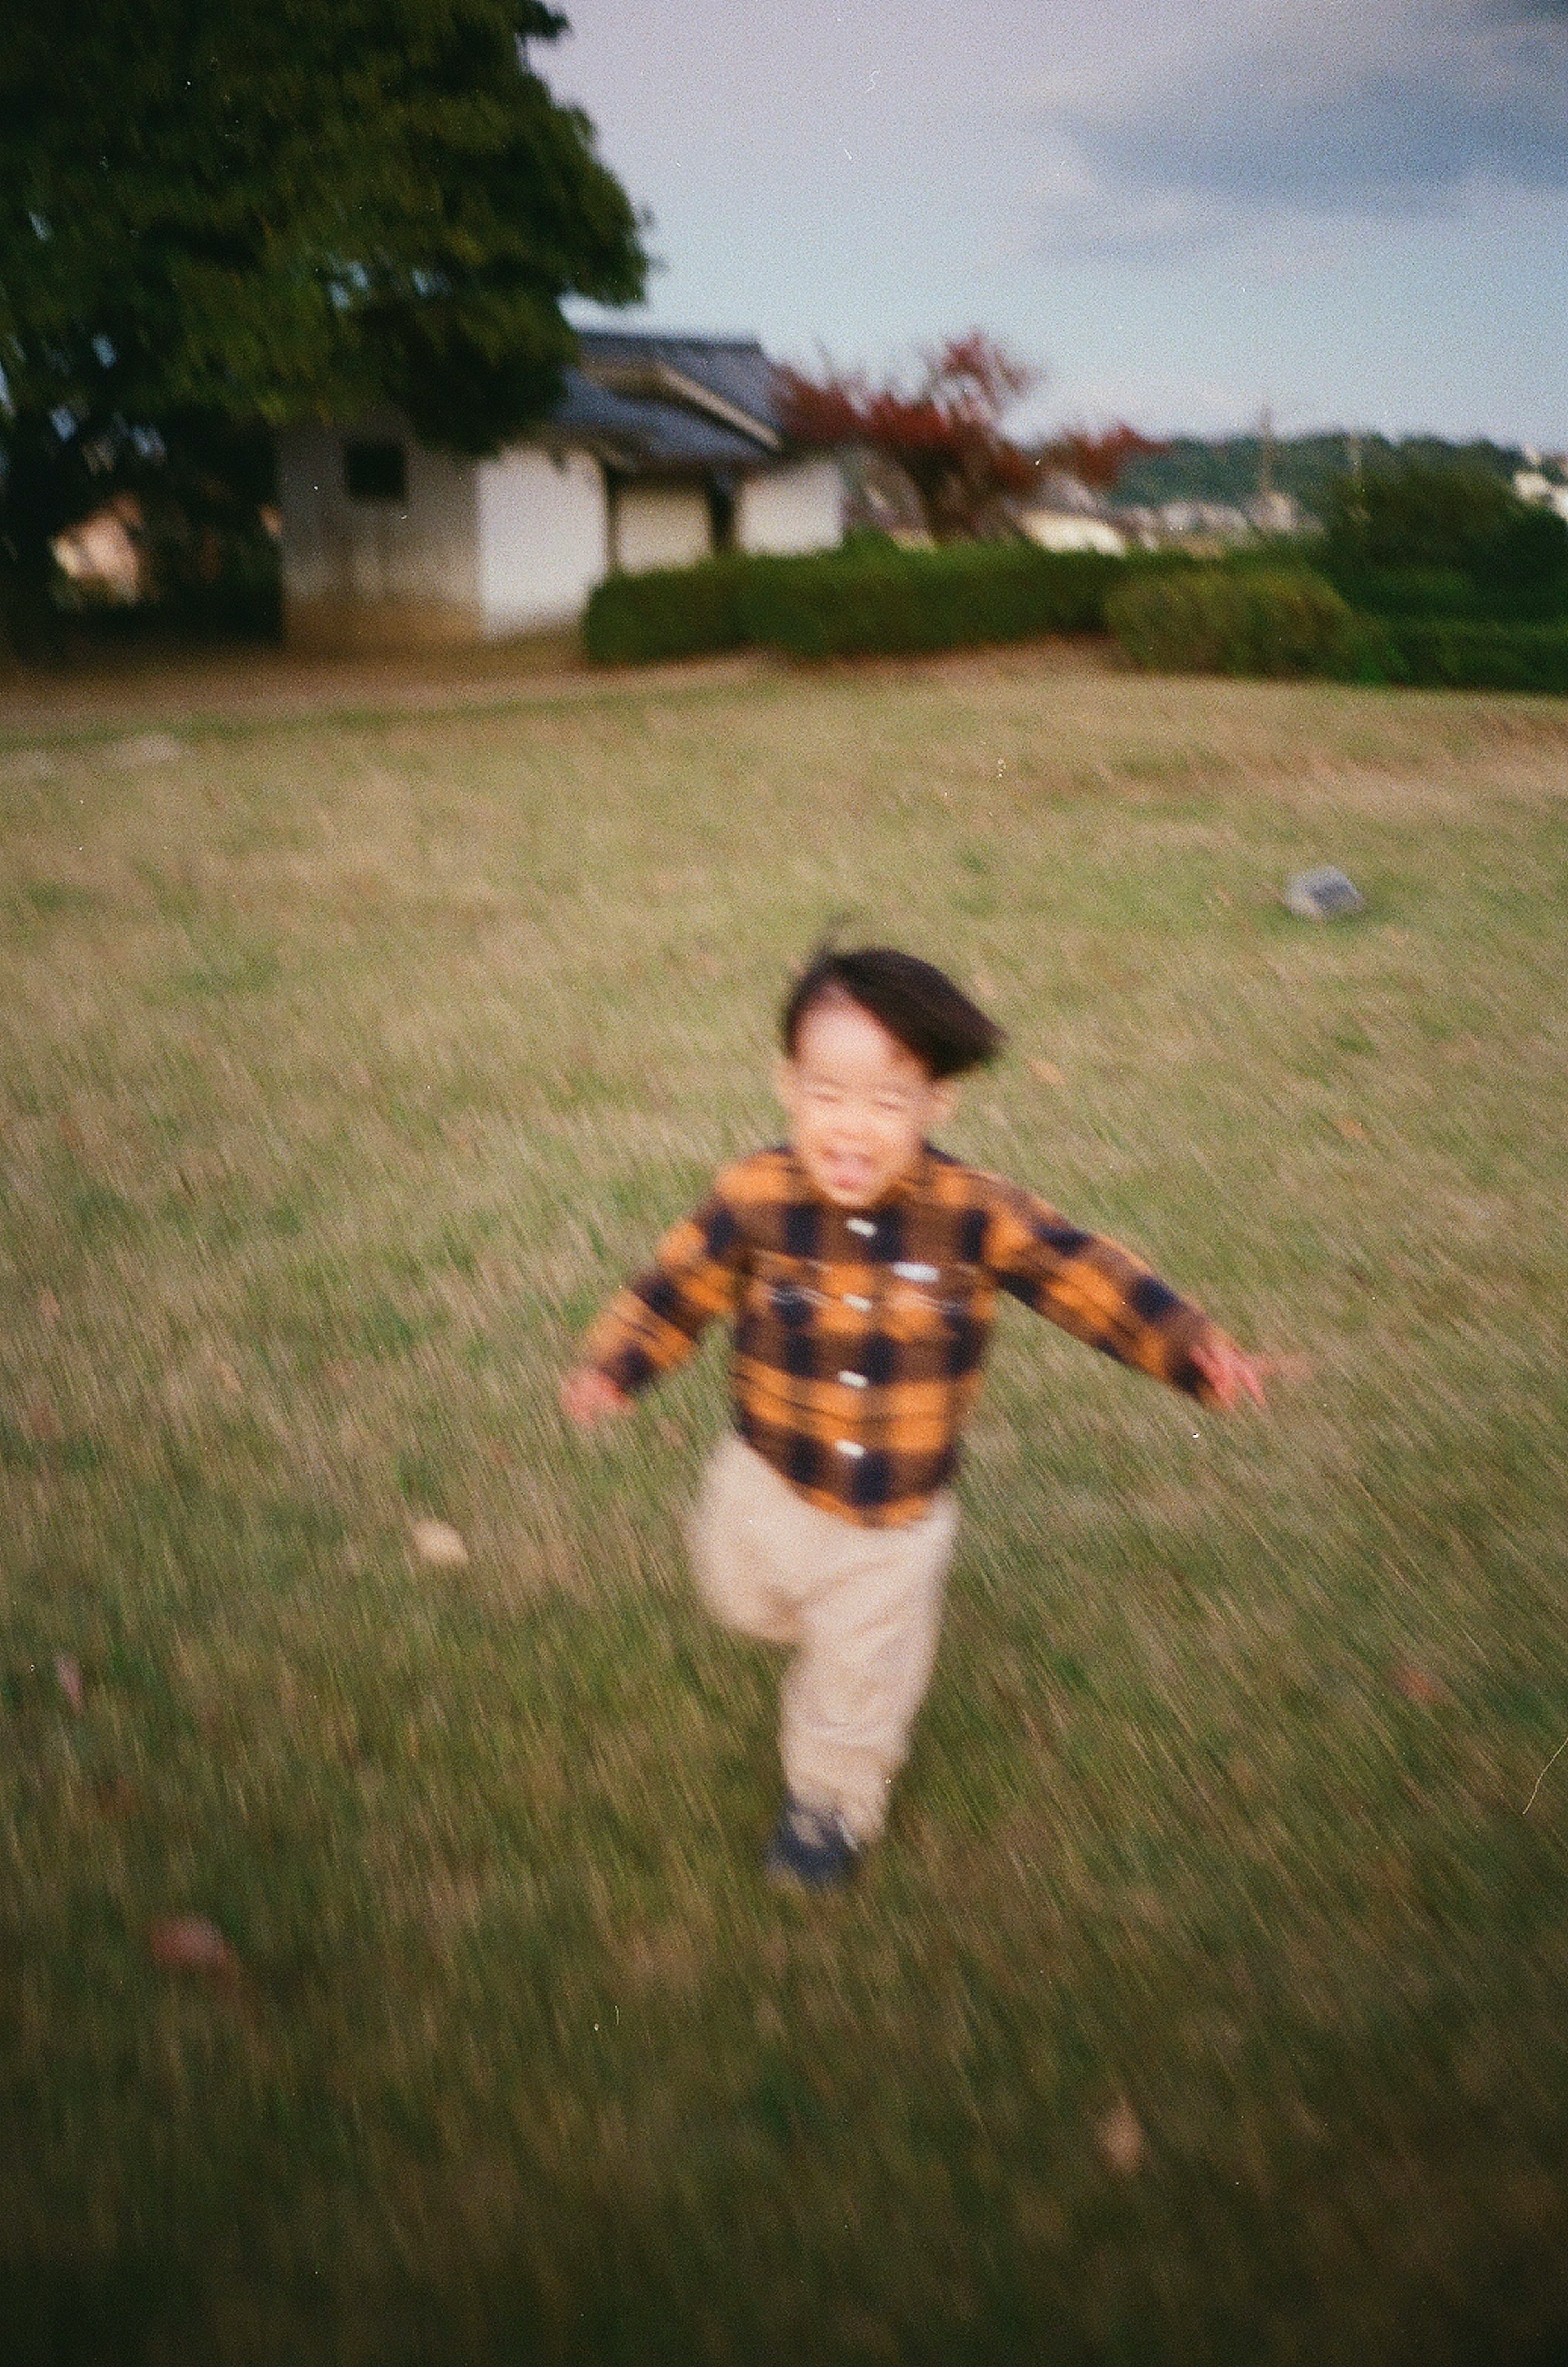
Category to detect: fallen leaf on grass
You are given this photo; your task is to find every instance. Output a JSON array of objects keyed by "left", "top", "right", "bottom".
[
  {"left": 1332, "top": 1116, "right": 1370, "bottom": 1143},
  {"left": 148, "top": 1916, "right": 240, "bottom": 1976},
  {"left": 411, "top": 1519, "right": 469, "bottom": 1568},
  {"left": 1096, "top": 2099, "right": 1145, "bottom": 2175},
  {"left": 53, "top": 1654, "right": 84, "bottom": 1712},
  {"left": 1028, "top": 1059, "right": 1064, "bottom": 1087},
  {"left": 1390, "top": 1661, "right": 1450, "bottom": 1707}
]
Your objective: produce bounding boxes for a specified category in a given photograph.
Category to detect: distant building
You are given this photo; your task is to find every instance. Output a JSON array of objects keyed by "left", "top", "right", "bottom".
[
  {"left": 51, "top": 494, "right": 146, "bottom": 604},
  {"left": 1514, "top": 466, "right": 1568, "bottom": 524},
  {"left": 1246, "top": 488, "right": 1311, "bottom": 537},
  {"left": 1014, "top": 469, "right": 1128, "bottom": 556},
  {"left": 276, "top": 331, "right": 846, "bottom": 649},
  {"left": 1106, "top": 493, "right": 1313, "bottom": 554},
  {"left": 838, "top": 444, "right": 932, "bottom": 544}
]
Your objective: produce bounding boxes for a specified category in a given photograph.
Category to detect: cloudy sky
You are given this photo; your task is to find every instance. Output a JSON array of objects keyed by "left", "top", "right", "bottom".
[{"left": 552, "top": 0, "right": 1568, "bottom": 444}]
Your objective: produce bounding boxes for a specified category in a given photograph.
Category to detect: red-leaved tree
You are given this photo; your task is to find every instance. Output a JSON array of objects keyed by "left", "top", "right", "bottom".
[
  {"left": 1035, "top": 423, "right": 1168, "bottom": 491},
  {"left": 778, "top": 331, "right": 1042, "bottom": 539}
]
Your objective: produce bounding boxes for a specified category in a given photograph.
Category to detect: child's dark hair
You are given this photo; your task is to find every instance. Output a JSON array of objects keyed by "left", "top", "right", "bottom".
[{"left": 781, "top": 945, "right": 1005, "bottom": 1080}]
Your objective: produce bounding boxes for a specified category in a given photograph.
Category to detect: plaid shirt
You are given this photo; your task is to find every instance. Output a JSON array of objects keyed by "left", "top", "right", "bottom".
[{"left": 581, "top": 1142, "right": 1220, "bottom": 1527}]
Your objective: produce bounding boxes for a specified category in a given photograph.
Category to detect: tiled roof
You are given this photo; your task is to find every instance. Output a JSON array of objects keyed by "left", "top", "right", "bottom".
[{"left": 551, "top": 330, "right": 790, "bottom": 473}]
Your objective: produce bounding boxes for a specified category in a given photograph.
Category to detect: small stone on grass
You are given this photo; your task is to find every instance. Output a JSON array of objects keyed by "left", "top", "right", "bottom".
[{"left": 1285, "top": 867, "right": 1364, "bottom": 921}]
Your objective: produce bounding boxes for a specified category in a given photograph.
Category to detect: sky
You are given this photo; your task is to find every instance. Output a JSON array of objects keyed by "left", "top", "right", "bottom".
[{"left": 550, "top": 0, "right": 1568, "bottom": 446}]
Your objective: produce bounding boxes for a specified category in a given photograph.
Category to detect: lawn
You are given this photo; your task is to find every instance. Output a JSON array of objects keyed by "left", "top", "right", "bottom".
[{"left": 3, "top": 647, "right": 1567, "bottom": 2365}]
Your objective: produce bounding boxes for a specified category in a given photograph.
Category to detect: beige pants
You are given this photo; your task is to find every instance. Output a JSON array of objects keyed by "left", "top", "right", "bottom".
[{"left": 684, "top": 1432, "right": 960, "bottom": 1842}]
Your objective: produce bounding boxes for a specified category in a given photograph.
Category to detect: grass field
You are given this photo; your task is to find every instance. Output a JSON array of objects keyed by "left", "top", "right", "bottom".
[{"left": 3, "top": 647, "right": 1568, "bottom": 2365}]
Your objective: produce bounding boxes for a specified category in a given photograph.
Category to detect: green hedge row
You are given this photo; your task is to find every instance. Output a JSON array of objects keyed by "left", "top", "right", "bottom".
[
  {"left": 740, "top": 542, "right": 1121, "bottom": 659},
  {"left": 1365, "top": 616, "right": 1568, "bottom": 694},
  {"left": 582, "top": 537, "right": 1568, "bottom": 698},
  {"left": 1105, "top": 566, "right": 1358, "bottom": 680},
  {"left": 1103, "top": 566, "right": 1568, "bottom": 694},
  {"left": 583, "top": 539, "right": 1123, "bottom": 664},
  {"left": 581, "top": 555, "right": 752, "bottom": 664}
]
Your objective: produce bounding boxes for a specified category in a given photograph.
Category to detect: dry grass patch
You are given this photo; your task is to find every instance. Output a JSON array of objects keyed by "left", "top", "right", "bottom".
[{"left": 2, "top": 656, "right": 1568, "bottom": 2364}]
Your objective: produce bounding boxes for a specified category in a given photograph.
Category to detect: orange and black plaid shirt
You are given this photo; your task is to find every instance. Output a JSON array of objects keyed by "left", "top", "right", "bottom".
[{"left": 581, "top": 1142, "right": 1220, "bottom": 1527}]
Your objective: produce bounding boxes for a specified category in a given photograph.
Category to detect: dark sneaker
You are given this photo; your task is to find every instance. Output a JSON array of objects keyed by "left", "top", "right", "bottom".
[{"left": 765, "top": 1798, "right": 860, "bottom": 1891}]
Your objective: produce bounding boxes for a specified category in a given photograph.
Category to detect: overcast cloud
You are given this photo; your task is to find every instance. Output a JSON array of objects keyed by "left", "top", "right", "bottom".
[
  {"left": 555, "top": 0, "right": 1568, "bottom": 443},
  {"left": 1037, "top": 0, "right": 1568, "bottom": 256}
]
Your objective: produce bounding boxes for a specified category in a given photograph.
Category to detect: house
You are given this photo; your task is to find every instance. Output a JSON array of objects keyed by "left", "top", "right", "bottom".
[
  {"left": 837, "top": 444, "right": 932, "bottom": 545},
  {"left": 276, "top": 331, "right": 845, "bottom": 649},
  {"left": 1113, "top": 498, "right": 1265, "bottom": 554},
  {"left": 1514, "top": 461, "right": 1568, "bottom": 524},
  {"left": 51, "top": 494, "right": 147, "bottom": 604},
  {"left": 1013, "top": 469, "right": 1128, "bottom": 557}
]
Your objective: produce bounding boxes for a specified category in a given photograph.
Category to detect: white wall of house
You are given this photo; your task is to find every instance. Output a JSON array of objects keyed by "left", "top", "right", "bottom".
[
  {"left": 278, "top": 423, "right": 482, "bottom": 644},
  {"left": 735, "top": 456, "right": 844, "bottom": 557},
  {"left": 1018, "top": 512, "right": 1128, "bottom": 557},
  {"left": 279, "top": 426, "right": 853, "bottom": 647},
  {"left": 615, "top": 483, "right": 713, "bottom": 574},
  {"left": 475, "top": 446, "right": 607, "bottom": 633}
]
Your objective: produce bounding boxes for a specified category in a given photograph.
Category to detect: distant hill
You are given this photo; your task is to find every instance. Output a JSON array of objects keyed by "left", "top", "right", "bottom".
[{"left": 1115, "top": 433, "right": 1530, "bottom": 516}]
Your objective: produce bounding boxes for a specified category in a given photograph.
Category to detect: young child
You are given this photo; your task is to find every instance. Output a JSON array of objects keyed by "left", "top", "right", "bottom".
[{"left": 561, "top": 945, "right": 1265, "bottom": 1891}]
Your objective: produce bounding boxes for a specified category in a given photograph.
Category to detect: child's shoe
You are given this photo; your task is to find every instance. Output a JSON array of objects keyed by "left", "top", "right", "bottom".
[{"left": 765, "top": 1797, "right": 860, "bottom": 1891}]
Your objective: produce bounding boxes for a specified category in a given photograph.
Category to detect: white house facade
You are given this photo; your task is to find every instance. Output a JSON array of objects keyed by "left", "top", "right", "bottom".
[
  {"left": 277, "top": 332, "right": 844, "bottom": 649},
  {"left": 1014, "top": 467, "right": 1129, "bottom": 558}
]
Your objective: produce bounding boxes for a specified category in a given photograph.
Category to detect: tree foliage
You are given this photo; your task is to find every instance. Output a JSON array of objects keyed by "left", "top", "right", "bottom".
[
  {"left": 1322, "top": 461, "right": 1568, "bottom": 619},
  {"left": 1036, "top": 423, "right": 1168, "bottom": 492},
  {"left": 778, "top": 332, "right": 1042, "bottom": 538},
  {"left": 0, "top": 0, "right": 646, "bottom": 627}
]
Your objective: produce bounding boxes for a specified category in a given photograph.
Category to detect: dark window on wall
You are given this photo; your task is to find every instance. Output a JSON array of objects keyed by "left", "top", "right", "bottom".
[
  {"left": 344, "top": 439, "right": 407, "bottom": 501},
  {"left": 706, "top": 478, "right": 736, "bottom": 553}
]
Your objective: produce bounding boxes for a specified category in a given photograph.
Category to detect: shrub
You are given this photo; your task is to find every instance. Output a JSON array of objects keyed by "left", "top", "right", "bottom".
[
  {"left": 1106, "top": 565, "right": 1358, "bottom": 678},
  {"left": 1330, "top": 566, "right": 1481, "bottom": 620},
  {"left": 737, "top": 542, "right": 1120, "bottom": 659},
  {"left": 1371, "top": 617, "right": 1568, "bottom": 694},
  {"left": 583, "top": 557, "right": 748, "bottom": 664},
  {"left": 584, "top": 540, "right": 1126, "bottom": 666},
  {"left": 1321, "top": 461, "right": 1568, "bottom": 621}
]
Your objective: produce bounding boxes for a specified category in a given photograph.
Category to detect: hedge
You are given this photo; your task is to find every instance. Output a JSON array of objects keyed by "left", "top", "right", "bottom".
[
  {"left": 1369, "top": 616, "right": 1568, "bottom": 694},
  {"left": 582, "top": 538, "right": 1568, "bottom": 697},
  {"left": 1105, "top": 565, "right": 1359, "bottom": 679},
  {"left": 584, "top": 539, "right": 1124, "bottom": 664},
  {"left": 1324, "top": 564, "right": 1482, "bottom": 620},
  {"left": 581, "top": 555, "right": 749, "bottom": 665},
  {"left": 737, "top": 542, "right": 1121, "bottom": 659}
]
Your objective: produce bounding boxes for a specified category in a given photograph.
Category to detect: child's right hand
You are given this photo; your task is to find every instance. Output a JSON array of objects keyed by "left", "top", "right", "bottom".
[
  {"left": 1191, "top": 1331, "right": 1269, "bottom": 1410},
  {"left": 560, "top": 1366, "right": 633, "bottom": 1429}
]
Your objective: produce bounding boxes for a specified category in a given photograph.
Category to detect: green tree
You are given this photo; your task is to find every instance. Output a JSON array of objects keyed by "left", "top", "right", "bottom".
[
  {"left": 0, "top": 0, "right": 646, "bottom": 635},
  {"left": 1323, "top": 461, "right": 1568, "bottom": 620}
]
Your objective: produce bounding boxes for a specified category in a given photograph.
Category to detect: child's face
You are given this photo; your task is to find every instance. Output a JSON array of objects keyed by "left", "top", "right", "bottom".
[{"left": 774, "top": 994, "right": 958, "bottom": 1208}]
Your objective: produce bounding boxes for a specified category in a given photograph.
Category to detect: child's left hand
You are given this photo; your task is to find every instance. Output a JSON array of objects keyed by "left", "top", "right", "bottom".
[{"left": 1192, "top": 1331, "right": 1269, "bottom": 1410}]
